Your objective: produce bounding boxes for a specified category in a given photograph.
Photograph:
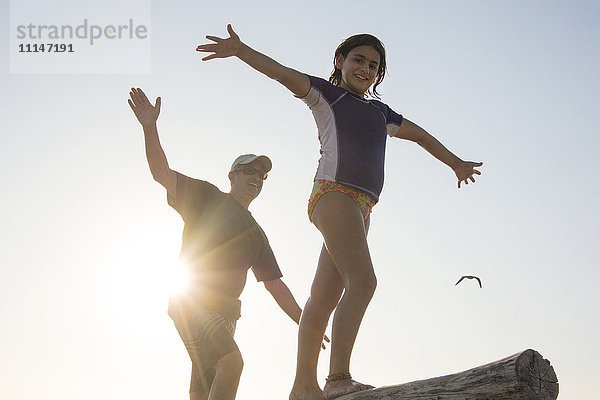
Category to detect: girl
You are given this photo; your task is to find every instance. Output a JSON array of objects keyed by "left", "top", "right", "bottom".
[{"left": 197, "top": 25, "right": 482, "bottom": 400}]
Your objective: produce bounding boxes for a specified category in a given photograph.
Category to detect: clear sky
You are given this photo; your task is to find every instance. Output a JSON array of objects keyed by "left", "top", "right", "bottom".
[{"left": 1, "top": 0, "right": 598, "bottom": 399}]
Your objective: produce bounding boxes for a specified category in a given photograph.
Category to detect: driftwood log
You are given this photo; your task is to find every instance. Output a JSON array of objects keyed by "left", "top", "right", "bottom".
[{"left": 339, "top": 349, "right": 558, "bottom": 400}]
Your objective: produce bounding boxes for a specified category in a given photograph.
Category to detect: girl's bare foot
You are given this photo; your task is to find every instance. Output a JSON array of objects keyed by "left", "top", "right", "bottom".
[
  {"left": 289, "top": 386, "right": 324, "bottom": 400},
  {"left": 323, "top": 377, "right": 374, "bottom": 400}
]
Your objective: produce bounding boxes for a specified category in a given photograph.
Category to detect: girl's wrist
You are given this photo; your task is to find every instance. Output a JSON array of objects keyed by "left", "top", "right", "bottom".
[
  {"left": 236, "top": 42, "right": 249, "bottom": 59},
  {"left": 449, "top": 157, "right": 464, "bottom": 170}
]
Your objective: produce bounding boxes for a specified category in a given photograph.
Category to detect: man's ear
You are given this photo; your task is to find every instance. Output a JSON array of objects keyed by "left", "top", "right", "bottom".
[
  {"left": 334, "top": 53, "right": 345, "bottom": 70},
  {"left": 228, "top": 171, "right": 233, "bottom": 181}
]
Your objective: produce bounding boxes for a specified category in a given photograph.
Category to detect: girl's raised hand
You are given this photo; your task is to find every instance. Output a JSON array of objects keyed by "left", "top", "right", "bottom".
[
  {"left": 196, "top": 24, "right": 241, "bottom": 61},
  {"left": 454, "top": 161, "right": 483, "bottom": 188}
]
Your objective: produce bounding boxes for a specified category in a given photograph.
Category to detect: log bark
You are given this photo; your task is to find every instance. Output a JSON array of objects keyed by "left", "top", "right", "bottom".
[{"left": 339, "top": 349, "right": 558, "bottom": 400}]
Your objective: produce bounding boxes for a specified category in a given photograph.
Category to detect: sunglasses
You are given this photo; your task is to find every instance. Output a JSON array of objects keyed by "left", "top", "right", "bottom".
[{"left": 235, "top": 165, "right": 268, "bottom": 180}]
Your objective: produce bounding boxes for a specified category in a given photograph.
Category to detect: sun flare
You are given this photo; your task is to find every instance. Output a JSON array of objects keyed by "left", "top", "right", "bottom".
[
  {"left": 160, "top": 258, "right": 191, "bottom": 296},
  {"left": 110, "top": 229, "right": 190, "bottom": 310}
]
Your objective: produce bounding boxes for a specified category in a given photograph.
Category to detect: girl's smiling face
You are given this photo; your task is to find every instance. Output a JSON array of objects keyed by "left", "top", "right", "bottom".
[{"left": 335, "top": 45, "right": 381, "bottom": 97}]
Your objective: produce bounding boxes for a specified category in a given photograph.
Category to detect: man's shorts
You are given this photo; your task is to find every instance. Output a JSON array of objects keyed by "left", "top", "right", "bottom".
[
  {"left": 169, "top": 304, "right": 238, "bottom": 394},
  {"left": 308, "top": 180, "right": 377, "bottom": 222}
]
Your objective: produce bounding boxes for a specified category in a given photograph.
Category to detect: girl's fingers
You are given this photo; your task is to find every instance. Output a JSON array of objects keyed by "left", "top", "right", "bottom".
[
  {"left": 202, "top": 54, "right": 220, "bottom": 61},
  {"left": 205, "top": 35, "right": 223, "bottom": 43},
  {"left": 196, "top": 44, "right": 218, "bottom": 52},
  {"left": 226, "top": 24, "right": 238, "bottom": 38}
]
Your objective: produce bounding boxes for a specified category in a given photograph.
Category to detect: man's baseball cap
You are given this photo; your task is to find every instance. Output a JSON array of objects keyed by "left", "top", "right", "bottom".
[{"left": 230, "top": 154, "right": 272, "bottom": 173}]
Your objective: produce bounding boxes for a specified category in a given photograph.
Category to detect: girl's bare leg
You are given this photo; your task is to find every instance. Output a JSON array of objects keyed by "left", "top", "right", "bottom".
[
  {"left": 290, "top": 245, "right": 344, "bottom": 400},
  {"left": 313, "top": 192, "right": 376, "bottom": 398},
  {"left": 290, "top": 192, "right": 377, "bottom": 400}
]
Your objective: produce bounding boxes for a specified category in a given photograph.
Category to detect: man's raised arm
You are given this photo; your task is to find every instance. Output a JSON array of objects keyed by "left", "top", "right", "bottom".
[{"left": 128, "top": 88, "right": 176, "bottom": 194}]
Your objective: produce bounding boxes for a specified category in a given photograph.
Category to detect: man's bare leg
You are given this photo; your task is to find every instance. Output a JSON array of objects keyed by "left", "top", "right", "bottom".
[
  {"left": 208, "top": 351, "right": 244, "bottom": 400},
  {"left": 290, "top": 245, "right": 344, "bottom": 400}
]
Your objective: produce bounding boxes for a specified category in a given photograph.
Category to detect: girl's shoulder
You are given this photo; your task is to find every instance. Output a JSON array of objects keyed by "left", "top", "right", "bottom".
[
  {"left": 307, "top": 75, "right": 346, "bottom": 97},
  {"left": 366, "top": 98, "right": 403, "bottom": 125},
  {"left": 367, "top": 98, "right": 390, "bottom": 110},
  {"left": 307, "top": 75, "right": 330, "bottom": 87}
]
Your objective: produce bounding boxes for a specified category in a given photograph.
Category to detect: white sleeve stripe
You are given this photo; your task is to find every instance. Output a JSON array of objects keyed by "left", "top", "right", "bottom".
[{"left": 387, "top": 122, "right": 402, "bottom": 137}]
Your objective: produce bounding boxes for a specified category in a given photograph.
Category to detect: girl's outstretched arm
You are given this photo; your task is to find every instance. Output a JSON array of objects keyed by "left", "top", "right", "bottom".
[
  {"left": 394, "top": 118, "right": 483, "bottom": 188},
  {"left": 197, "top": 24, "right": 310, "bottom": 97}
]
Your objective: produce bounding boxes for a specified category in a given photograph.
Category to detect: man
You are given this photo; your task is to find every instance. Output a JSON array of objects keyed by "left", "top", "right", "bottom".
[{"left": 128, "top": 87, "right": 307, "bottom": 400}]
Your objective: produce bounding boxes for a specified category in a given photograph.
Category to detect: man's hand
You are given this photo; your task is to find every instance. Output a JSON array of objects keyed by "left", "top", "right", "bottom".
[
  {"left": 196, "top": 24, "right": 242, "bottom": 61},
  {"left": 128, "top": 87, "right": 161, "bottom": 127},
  {"left": 454, "top": 161, "right": 483, "bottom": 188}
]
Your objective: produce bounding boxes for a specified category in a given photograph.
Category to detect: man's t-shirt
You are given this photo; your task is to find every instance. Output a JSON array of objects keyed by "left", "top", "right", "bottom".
[{"left": 167, "top": 172, "right": 282, "bottom": 319}]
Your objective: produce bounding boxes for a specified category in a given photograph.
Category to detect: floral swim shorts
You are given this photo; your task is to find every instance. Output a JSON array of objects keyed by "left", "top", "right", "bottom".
[{"left": 307, "top": 180, "right": 377, "bottom": 222}]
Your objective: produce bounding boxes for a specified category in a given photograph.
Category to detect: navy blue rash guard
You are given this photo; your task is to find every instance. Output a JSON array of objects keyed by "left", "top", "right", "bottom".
[{"left": 300, "top": 75, "right": 403, "bottom": 201}]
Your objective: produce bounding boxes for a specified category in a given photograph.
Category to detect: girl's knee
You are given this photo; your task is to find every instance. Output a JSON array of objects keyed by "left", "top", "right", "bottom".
[
  {"left": 310, "top": 282, "right": 342, "bottom": 306},
  {"left": 348, "top": 273, "right": 377, "bottom": 298},
  {"left": 303, "top": 295, "right": 337, "bottom": 325}
]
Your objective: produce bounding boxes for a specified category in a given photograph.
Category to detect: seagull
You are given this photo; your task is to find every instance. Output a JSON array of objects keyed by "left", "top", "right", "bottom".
[{"left": 455, "top": 275, "right": 482, "bottom": 288}]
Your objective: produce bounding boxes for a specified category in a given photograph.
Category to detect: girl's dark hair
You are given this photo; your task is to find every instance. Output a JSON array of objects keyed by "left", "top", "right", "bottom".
[{"left": 329, "top": 34, "right": 387, "bottom": 98}]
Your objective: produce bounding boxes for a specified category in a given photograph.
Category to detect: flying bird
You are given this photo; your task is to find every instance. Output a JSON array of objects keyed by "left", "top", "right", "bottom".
[{"left": 455, "top": 275, "right": 482, "bottom": 288}]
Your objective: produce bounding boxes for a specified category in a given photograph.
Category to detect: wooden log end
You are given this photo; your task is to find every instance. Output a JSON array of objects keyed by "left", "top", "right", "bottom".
[{"left": 515, "top": 349, "right": 559, "bottom": 400}]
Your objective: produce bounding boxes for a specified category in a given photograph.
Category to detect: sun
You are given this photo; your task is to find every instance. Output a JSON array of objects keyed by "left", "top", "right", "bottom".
[
  {"left": 110, "top": 228, "right": 191, "bottom": 311},
  {"left": 158, "top": 258, "right": 191, "bottom": 296}
]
